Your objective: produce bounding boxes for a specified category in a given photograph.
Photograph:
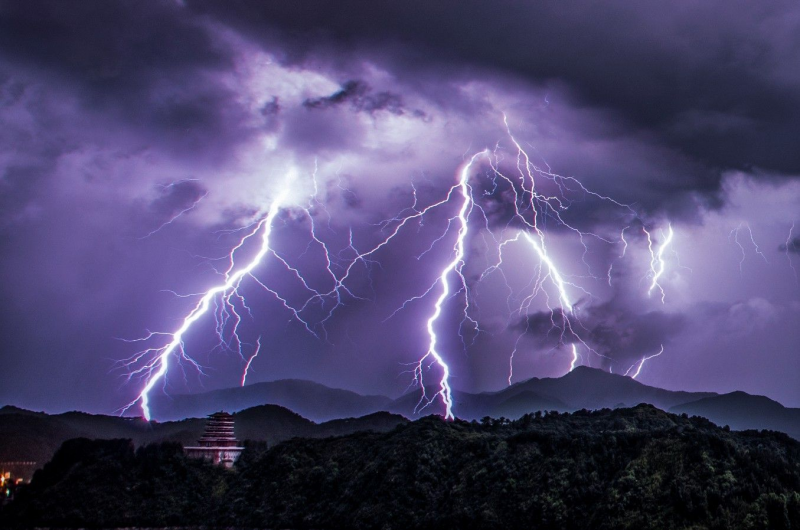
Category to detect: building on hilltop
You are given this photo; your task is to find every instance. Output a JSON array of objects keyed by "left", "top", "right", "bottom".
[
  {"left": 0, "top": 465, "right": 33, "bottom": 504},
  {"left": 0, "top": 461, "right": 37, "bottom": 483},
  {"left": 184, "top": 411, "right": 244, "bottom": 468}
]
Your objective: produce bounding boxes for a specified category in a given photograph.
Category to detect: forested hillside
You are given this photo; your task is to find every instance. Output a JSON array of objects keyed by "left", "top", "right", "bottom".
[
  {"left": 0, "top": 404, "right": 406, "bottom": 478},
  {"left": 4, "top": 405, "right": 800, "bottom": 529}
]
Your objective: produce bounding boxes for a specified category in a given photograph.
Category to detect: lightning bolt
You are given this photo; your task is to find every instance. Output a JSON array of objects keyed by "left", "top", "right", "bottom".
[
  {"left": 522, "top": 232, "right": 581, "bottom": 371},
  {"left": 122, "top": 175, "right": 295, "bottom": 420},
  {"left": 730, "top": 222, "right": 768, "bottom": 273},
  {"left": 624, "top": 345, "right": 664, "bottom": 379},
  {"left": 413, "top": 151, "right": 486, "bottom": 420},
  {"left": 138, "top": 190, "right": 209, "bottom": 240},
  {"left": 241, "top": 336, "right": 262, "bottom": 387},
  {"left": 645, "top": 224, "right": 674, "bottom": 303},
  {"left": 484, "top": 118, "right": 634, "bottom": 380},
  {"left": 607, "top": 226, "right": 629, "bottom": 286},
  {"left": 402, "top": 115, "right": 658, "bottom": 389},
  {"left": 120, "top": 113, "right": 678, "bottom": 422},
  {"left": 784, "top": 222, "right": 798, "bottom": 282}
]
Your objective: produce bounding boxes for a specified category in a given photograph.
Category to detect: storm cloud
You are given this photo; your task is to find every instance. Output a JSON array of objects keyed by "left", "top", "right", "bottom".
[
  {"left": 1, "top": 1, "right": 799, "bottom": 415},
  {"left": 191, "top": 0, "right": 800, "bottom": 192}
]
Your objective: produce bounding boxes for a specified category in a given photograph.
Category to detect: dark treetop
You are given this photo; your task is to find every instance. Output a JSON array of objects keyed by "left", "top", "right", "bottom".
[{"left": 3, "top": 405, "right": 800, "bottom": 529}]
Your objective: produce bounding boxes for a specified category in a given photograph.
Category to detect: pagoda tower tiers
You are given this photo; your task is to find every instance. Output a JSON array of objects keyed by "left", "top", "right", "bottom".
[{"left": 184, "top": 412, "right": 244, "bottom": 468}]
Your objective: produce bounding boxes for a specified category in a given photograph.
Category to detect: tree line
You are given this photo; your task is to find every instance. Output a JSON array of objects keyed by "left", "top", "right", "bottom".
[{"left": 3, "top": 405, "right": 800, "bottom": 529}]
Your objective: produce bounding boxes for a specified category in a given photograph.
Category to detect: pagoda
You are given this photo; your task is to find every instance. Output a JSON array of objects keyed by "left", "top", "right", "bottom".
[{"left": 184, "top": 411, "right": 244, "bottom": 468}]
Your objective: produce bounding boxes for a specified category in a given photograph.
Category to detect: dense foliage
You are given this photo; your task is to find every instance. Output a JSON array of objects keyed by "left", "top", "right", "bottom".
[
  {"left": 2, "top": 438, "right": 228, "bottom": 526},
  {"left": 5, "top": 405, "right": 800, "bottom": 529},
  {"left": 0, "top": 404, "right": 406, "bottom": 478}
]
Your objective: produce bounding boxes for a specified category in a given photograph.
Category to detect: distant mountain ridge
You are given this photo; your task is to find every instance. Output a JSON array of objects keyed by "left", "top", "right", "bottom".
[
  {"left": 8, "top": 406, "right": 800, "bottom": 529},
  {"left": 0, "top": 403, "right": 407, "bottom": 479},
  {"left": 146, "top": 366, "right": 800, "bottom": 442},
  {"left": 5, "top": 366, "right": 800, "bottom": 475},
  {"left": 501, "top": 366, "right": 715, "bottom": 411},
  {"left": 150, "top": 379, "right": 393, "bottom": 422},
  {"left": 150, "top": 367, "right": 718, "bottom": 422},
  {"left": 670, "top": 391, "right": 800, "bottom": 440}
]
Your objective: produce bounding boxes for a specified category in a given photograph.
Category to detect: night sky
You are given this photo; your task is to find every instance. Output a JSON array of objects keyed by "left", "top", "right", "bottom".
[{"left": 1, "top": 1, "right": 799, "bottom": 417}]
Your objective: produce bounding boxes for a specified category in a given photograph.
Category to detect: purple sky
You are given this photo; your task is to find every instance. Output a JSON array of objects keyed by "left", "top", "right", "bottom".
[{"left": 1, "top": 1, "right": 799, "bottom": 416}]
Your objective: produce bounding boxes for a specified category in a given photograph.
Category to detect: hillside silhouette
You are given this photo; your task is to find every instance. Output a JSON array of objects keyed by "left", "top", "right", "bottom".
[{"left": 4, "top": 406, "right": 800, "bottom": 529}]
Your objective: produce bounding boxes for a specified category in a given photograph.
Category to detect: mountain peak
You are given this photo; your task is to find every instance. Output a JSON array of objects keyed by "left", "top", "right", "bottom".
[
  {"left": 563, "top": 365, "right": 625, "bottom": 380},
  {"left": 677, "top": 390, "right": 786, "bottom": 413},
  {"left": 563, "top": 365, "right": 643, "bottom": 384},
  {"left": 0, "top": 405, "right": 44, "bottom": 416},
  {"left": 669, "top": 390, "right": 799, "bottom": 439},
  {"left": 553, "top": 365, "right": 645, "bottom": 392},
  {"left": 150, "top": 378, "right": 393, "bottom": 422},
  {"left": 501, "top": 365, "right": 713, "bottom": 414}
]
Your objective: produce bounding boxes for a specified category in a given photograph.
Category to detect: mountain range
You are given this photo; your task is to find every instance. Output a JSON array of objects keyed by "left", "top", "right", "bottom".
[
  {"left": 150, "top": 366, "right": 716, "bottom": 421},
  {"left": 149, "top": 378, "right": 393, "bottom": 422},
  {"left": 669, "top": 391, "right": 800, "bottom": 440},
  {"left": 149, "top": 366, "right": 800, "bottom": 438},
  {"left": 0, "top": 404, "right": 406, "bottom": 479},
  {"left": 7, "top": 405, "right": 800, "bottom": 529},
  {"left": 4, "top": 366, "right": 800, "bottom": 479}
]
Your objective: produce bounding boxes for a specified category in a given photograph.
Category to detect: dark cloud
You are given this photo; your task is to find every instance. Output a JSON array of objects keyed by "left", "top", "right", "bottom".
[
  {"left": 189, "top": 0, "right": 800, "bottom": 202},
  {"left": 512, "top": 308, "right": 576, "bottom": 348},
  {"left": 1, "top": 1, "right": 799, "bottom": 415},
  {"left": 261, "top": 97, "right": 281, "bottom": 116},
  {"left": 581, "top": 302, "right": 686, "bottom": 363},
  {"left": 471, "top": 166, "right": 644, "bottom": 234},
  {"left": 514, "top": 298, "right": 687, "bottom": 368},
  {"left": 779, "top": 237, "right": 800, "bottom": 254},
  {"left": 0, "top": 1, "right": 250, "bottom": 160},
  {"left": 304, "top": 79, "right": 418, "bottom": 119},
  {"left": 148, "top": 179, "right": 207, "bottom": 218},
  {"left": 0, "top": 1, "right": 227, "bottom": 87},
  {"left": 280, "top": 105, "right": 366, "bottom": 154}
]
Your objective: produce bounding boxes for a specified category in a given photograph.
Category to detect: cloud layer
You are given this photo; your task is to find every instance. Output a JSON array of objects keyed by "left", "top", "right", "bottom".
[{"left": 0, "top": 1, "right": 798, "bottom": 414}]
